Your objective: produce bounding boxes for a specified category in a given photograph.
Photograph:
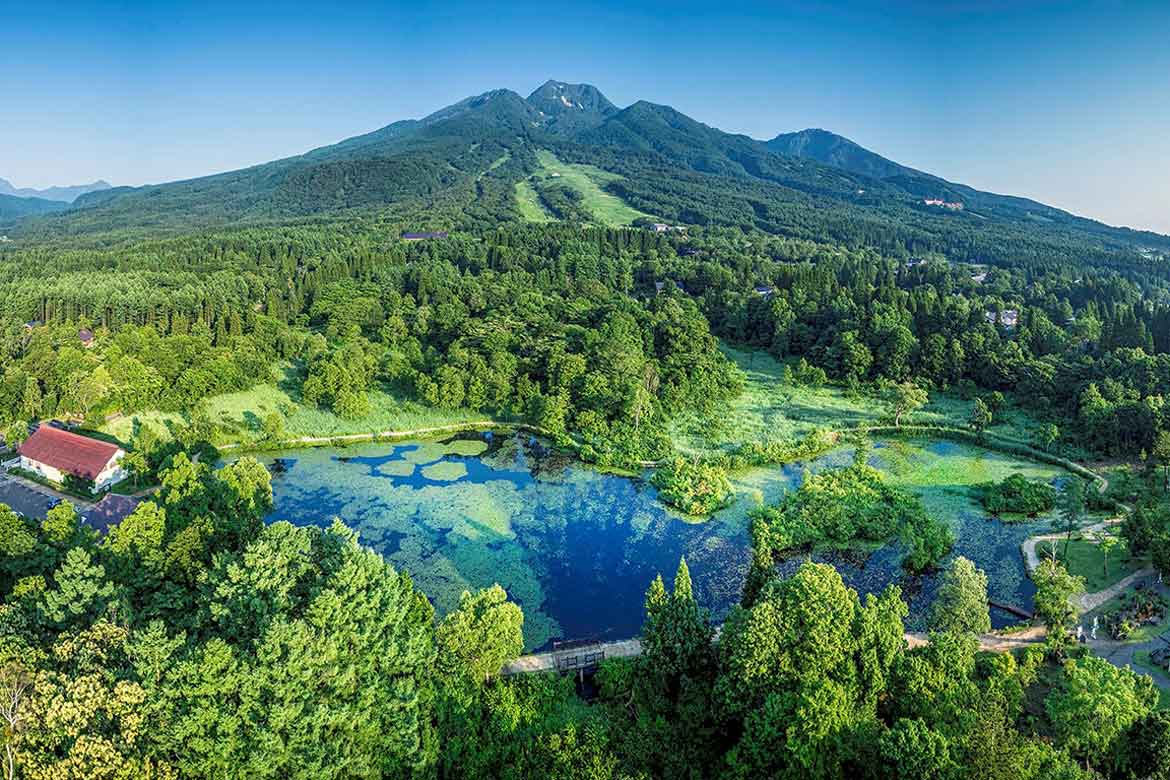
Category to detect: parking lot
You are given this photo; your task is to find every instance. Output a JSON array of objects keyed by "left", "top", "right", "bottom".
[{"left": 0, "top": 477, "right": 65, "bottom": 520}]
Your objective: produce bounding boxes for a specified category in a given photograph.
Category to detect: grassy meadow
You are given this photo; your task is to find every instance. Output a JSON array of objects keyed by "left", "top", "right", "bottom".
[
  {"left": 669, "top": 344, "right": 1047, "bottom": 458},
  {"left": 102, "top": 364, "right": 490, "bottom": 449},
  {"left": 1055, "top": 537, "right": 1149, "bottom": 592},
  {"left": 521, "top": 149, "right": 653, "bottom": 227}
]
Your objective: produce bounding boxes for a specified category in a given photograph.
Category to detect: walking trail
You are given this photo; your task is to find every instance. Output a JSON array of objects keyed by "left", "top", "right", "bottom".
[{"left": 504, "top": 628, "right": 1048, "bottom": 676}]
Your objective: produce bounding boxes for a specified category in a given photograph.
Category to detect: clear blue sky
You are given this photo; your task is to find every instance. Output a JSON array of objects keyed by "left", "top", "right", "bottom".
[{"left": 3, "top": 0, "right": 1168, "bottom": 233}]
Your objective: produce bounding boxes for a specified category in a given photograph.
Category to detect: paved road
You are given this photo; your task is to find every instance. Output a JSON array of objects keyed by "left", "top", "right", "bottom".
[
  {"left": 0, "top": 466, "right": 96, "bottom": 507},
  {"left": 1090, "top": 631, "right": 1170, "bottom": 690},
  {"left": 1079, "top": 568, "right": 1158, "bottom": 612}
]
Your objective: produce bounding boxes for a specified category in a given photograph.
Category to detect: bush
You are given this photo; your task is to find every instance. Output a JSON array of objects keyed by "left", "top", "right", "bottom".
[
  {"left": 980, "top": 473, "right": 1057, "bottom": 515},
  {"left": 651, "top": 458, "right": 733, "bottom": 516},
  {"left": 752, "top": 461, "right": 953, "bottom": 572}
]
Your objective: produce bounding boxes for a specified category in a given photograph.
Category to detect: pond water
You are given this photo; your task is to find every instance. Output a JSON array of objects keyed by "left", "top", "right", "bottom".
[{"left": 238, "top": 432, "right": 1065, "bottom": 650}]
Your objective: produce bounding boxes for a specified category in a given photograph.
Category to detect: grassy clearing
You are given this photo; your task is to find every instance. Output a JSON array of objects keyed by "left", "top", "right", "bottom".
[
  {"left": 514, "top": 179, "right": 554, "bottom": 222},
  {"left": 102, "top": 364, "right": 490, "bottom": 449},
  {"left": 1054, "top": 538, "right": 1148, "bottom": 592},
  {"left": 669, "top": 344, "right": 1045, "bottom": 458},
  {"left": 527, "top": 149, "right": 653, "bottom": 226}
]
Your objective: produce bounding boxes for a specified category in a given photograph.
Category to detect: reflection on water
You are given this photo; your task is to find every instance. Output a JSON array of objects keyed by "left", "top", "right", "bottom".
[
  {"left": 246, "top": 433, "right": 750, "bottom": 650},
  {"left": 236, "top": 432, "right": 1063, "bottom": 649}
]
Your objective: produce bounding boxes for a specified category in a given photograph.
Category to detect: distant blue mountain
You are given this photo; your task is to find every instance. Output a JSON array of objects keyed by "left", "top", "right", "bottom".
[{"left": 0, "top": 177, "right": 112, "bottom": 203}]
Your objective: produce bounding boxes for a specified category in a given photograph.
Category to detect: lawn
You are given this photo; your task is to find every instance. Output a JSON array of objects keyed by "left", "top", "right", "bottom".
[
  {"left": 1055, "top": 537, "right": 1147, "bottom": 592},
  {"left": 669, "top": 344, "right": 1047, "bottom": 457},
  {"left": 526, "top": 149, "right": 653, "bottom": 227},
  {"left": 102, "top": 364, "right": 493, "bottom": 449}
]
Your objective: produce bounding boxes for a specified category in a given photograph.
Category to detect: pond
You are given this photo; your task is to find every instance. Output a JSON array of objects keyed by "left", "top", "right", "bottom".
[{"left": 238, "top": 432, "right": 1066, "bottom": 650}]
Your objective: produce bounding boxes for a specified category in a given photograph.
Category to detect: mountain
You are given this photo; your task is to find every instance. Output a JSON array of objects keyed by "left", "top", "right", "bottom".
[
  {"left": 768, "top": 129, "right": 912, "bottom": 180},
  {"left": 0, "top": 192, "right": 69, "bottom": 222},
  {"left": 526, "top": 80, "right": 616, "bottom": 134},
  {"left": 15, "top": 80, "right": 1168, "bottom": 265},
  {"left": 44, "top": 88, "right": 540, "bottom": 232},
  {"left": 0, "top": 177, "right": 112, "bottom": 203},
  {"left": 766, "top": 127, "right": 1141, "bottom": 237}
]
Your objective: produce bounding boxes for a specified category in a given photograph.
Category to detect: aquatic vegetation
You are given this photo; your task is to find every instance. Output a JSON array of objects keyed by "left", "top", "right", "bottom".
[
  {"left": 669, "top": 345, "right": 1046, "bottom": 458},
  {"left": 446, "top": 439, "right": 490, "bottom": 457},
  {"left": 242, "top": 433, "right": 749, "bottom": 650},
  {"left": 752, "top": 458, "right": 954, "bottom": 572},
  {"left": 421, "top": 461, "right": 468, "bottom": 481},
  {"left": 377, "top": 460, "right": 417, "bottom": 477},
  {"left": 232, "top": 430, "right": 1072, "bottom": 646}
]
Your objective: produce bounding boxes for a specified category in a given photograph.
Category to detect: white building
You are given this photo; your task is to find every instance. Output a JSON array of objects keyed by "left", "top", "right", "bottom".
[{"left": 18, "top": 425, "right": 128, "bottom": 492}]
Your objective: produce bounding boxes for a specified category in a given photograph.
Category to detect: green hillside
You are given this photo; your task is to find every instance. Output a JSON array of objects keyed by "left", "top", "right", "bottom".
[
  {"left": 519, "top": 149, "right": 652, "bottom": 226},
  {"left": 5, "top": 79, "right": 1167, "bottom": 272},
  {"left": 0, "top": 192, "right": 68, "bottom": 224}
]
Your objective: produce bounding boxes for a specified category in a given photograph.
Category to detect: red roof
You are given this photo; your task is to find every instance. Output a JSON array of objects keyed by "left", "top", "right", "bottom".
[{"left": 19, "top": 426, "right": 122, "bottom": 480}]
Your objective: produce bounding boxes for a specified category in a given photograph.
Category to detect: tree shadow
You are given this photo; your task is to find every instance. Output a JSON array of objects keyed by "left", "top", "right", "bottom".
[
  {"left": 278, "top": 361, "right": 307, "bottom": 402},
  {"left": 242, "top": 411, "right": 264, "bottom": 432}
]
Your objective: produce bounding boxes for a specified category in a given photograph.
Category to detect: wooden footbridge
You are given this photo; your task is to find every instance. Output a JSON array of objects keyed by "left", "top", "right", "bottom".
[
  {"left": 988, "top": 600, "right": 1034, "bottom": 620},
  {"left": 503, "top": 637, "right": 643, "bottom": 676}
]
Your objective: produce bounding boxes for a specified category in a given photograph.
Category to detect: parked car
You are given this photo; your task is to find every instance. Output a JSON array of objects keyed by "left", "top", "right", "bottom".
[{"left": 47, "top": 497, "right": 61, "bottom": 509}]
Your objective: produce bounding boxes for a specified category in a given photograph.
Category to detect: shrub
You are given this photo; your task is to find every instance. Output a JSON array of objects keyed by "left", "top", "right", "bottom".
[
  {"left": 651, "top": 458, "right": 733, "bottom": 516},
  {"left": 980, "top": 473, "right": 1057, "bottom": 515}
]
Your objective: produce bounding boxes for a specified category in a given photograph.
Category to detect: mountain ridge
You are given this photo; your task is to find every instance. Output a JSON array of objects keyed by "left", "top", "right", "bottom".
[
  {"left": 0, "top": 177, "right": 112, "bottom": 203},
  {"left": 8, "top": 80, "right": 1167, "bottom": 258}
]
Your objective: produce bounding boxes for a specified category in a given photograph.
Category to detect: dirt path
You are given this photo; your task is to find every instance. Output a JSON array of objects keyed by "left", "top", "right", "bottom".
[{"left": 904, "top": 627, "right": 1046, "bottom": 652}]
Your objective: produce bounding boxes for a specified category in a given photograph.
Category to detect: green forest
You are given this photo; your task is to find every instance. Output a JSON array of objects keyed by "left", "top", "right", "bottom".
[
  {"left": 2, "top": 454, "right": 1167, "bottom": 780},
  {"left": 4, "top": 79, "right": 1170, "bottom": 779}
]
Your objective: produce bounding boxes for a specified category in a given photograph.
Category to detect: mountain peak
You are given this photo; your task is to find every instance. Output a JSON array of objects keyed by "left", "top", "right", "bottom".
[
  {"left": 767, "top": 128, "right": 912, "bottom": 180},
  {"left": 527, "top": 80, "right": 616, "bottom": 115}
]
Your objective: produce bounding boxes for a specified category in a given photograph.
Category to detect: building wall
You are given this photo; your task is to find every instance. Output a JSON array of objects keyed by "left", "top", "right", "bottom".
[
  {"left": 19, "top": 456, "right": 65, "bottom": 485},
  {"left": 19, "top": 450, "right": 126, "bottom": 492},
  {"left": 93, "top": 451, "right": 127, "bottom": 491}
]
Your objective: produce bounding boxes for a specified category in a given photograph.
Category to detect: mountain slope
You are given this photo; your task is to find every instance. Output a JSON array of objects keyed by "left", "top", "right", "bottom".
[
  {"left": 15, "top": 80, "right": 1168, "bottom": 264},
  {"left": 48, "top": 89, "right": 541, "bottom": 232},
  {"left": 574, "top": 102, "right": 900, "bottom": 204},
  {"left": 0, "top": 192, "right": 69, "bottom": 222},
  {"left": 0, "top": 177, "right": 112, "bottom": 203},
  {"left": 768, "top": 128, "right": 1161, "bottom": 243},
  {"left": 768, "top": 129, "right": 912, "bottom": 180}
]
